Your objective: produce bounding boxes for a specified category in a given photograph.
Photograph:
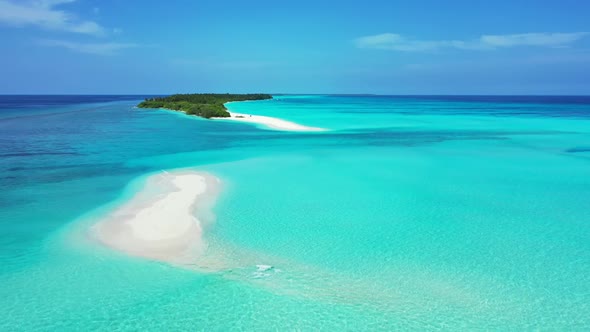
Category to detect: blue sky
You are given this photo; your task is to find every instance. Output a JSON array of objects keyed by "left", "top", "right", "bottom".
[{"left": 0, "top": 0, "right": 589, "bottom": 94}]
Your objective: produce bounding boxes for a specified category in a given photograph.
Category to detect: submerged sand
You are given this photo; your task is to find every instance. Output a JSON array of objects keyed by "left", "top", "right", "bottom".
[
  {"left": 87, "top": 170, "right": 487, "bottom": 311},
  {"left": 215, "top": 112, "right": 325, "bottom": 132},
  {"left": 91, "top": 171, "right": 221, "bottom": 264}
]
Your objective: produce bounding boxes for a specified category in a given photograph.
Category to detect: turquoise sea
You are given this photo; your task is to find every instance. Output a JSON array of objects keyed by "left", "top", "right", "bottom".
[{"left": 1, "top": 95, "right": 589, "bottom": 330}]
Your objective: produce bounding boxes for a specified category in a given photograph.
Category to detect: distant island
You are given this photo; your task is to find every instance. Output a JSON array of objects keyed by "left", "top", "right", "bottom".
[{"left": 137, "top": 94, "right": 273, "bottom": 118}]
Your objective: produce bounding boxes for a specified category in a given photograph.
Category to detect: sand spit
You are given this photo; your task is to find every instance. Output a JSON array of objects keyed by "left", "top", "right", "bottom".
[
  {"left": 214, "top": 112, "right": 325, "bottom": 131},
  {"left": 91, "top": 171, "right": 221, "bottom": 265}
]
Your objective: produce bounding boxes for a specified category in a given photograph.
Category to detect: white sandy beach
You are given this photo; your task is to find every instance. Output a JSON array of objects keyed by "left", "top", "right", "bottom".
[
  {"left": 215, "top": 112, "right": 325, "bottom": 131},
  {"left": 91, "top": 171, "right": 221, "bottom": 264}
]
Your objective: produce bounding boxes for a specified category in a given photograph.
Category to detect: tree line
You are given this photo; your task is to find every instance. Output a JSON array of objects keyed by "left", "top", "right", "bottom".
[{"left": 138, "top": 94, "right": 273, "bottom": 118}]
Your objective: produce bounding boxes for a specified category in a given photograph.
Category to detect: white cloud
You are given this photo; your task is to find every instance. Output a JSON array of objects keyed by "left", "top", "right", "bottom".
[
  {"left": 0, "top": 0, "right": 104, "bottom": 35},
  {"left": 39, "top": 39, "right": 138, "bottom": 55},
  {"left": 355, "top": 32, "right": 589, "bottom": 52},
  {"left": 38, "top": 0, "right": 77, "bottom": 6},
  {"left": 480, "top": 32, "right": 589, "bottom": 48},
  {"left": 354, "top": 33, "right": 477, "bottom": 51}
]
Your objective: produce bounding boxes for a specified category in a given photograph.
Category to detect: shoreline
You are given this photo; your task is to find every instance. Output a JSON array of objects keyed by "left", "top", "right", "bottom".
[
  {"left": 90, "top": 170, "right": 221, "bottom": 265},
  {"left": 143, "top": 97, "right": 327, "bottom": 132},
  {"left": 213, "top": 111, "right": 326, "bottom": 132}
]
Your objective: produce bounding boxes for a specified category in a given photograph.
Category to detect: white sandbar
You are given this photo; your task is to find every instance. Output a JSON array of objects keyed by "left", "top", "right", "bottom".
[
  {"left": 214, "top": 112, "right": 325, "bottom": 132},
  {"left": 91, "top": 171, "right": 221, "bottom": 264}
]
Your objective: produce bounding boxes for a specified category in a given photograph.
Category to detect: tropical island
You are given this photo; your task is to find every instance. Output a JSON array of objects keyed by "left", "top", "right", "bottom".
[{"left": 137, "top": 93, "right": 273, "bottom": 118}]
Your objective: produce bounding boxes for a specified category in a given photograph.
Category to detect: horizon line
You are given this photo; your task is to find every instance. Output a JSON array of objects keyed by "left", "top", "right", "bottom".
[{"left": 1, "top": 93, "right": 590, "bottom": 97}]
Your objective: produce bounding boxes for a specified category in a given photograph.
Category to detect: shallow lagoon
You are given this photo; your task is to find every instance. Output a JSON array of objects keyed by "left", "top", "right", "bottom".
[{"left": 1, "top": 95, "right": 589, "bottom": 330}]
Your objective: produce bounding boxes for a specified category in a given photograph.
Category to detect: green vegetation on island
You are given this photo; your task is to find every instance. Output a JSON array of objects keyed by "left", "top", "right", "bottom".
[{"left": 137, "top": 94, "right": 273, "bottom": 118}]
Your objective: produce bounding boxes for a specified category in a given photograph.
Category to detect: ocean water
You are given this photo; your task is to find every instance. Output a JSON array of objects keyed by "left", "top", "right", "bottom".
[{"left": 1, "top": 95, "right": 589, "bottom": 330}]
